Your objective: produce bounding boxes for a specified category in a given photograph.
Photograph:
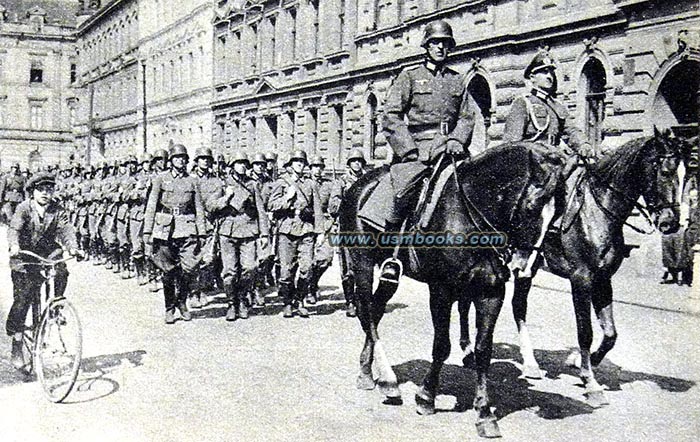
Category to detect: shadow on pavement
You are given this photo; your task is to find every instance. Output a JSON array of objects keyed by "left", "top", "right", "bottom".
[
  {"left": 492, "top": 343, "right": 696, "bottom": 393},
  {"left": 393, "top": 358, "right": 595, "bottom": 420}
]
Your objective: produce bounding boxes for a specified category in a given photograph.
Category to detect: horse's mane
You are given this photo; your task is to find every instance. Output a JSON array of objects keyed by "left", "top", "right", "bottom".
[{"left": 591, "top": 136, "right": 652, "bottom": 185}]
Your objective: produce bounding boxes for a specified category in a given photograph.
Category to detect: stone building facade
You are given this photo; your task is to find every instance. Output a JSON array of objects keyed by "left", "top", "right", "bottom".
[
  {"left": 74, "top": 0, "right": 213, "bottom": 162},
  {"left": 212, "top": 0, "right": 699, "bottom": 171},
  {"left": 0, "top": 0, "right": 80, "bottom": 169}
]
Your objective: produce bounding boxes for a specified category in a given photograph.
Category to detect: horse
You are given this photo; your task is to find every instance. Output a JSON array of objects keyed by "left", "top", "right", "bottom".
[
  {"left": 459, "top": 129, "right": 683, "bottom": 408},
  {"left": 338, "top": 142, "right": 568, "bottom": 438}
]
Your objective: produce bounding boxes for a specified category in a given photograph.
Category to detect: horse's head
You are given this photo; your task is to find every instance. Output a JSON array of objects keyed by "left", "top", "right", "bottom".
[{"left": 644, "top": 127, "right": 683, "bottom": 234}]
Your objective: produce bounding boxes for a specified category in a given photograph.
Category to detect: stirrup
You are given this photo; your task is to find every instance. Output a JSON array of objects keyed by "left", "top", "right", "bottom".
[{"left": 379, "top": 258, "right": 403, "bottom": 284}]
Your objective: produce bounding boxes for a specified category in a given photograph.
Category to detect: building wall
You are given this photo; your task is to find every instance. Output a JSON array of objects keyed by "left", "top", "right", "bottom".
[
  {"left": 212, "top": 0, "right": 699, "bottom": 171},
  {"left": 0, "top": 4, "right": 79, "bottom": 170}
]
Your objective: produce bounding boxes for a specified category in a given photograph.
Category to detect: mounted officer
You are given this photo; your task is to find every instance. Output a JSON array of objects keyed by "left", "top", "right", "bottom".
[
  {"left": 144, "top": 144, "right": 207, "bottom": 324},
  {"left": 329, "top": 149, "right": 368, "bottom": 316},
  {"left": 504, "top": 51, "right": 596, "bottom": 160},
  {"left": 379, "top": 19, "right": 475, "bottom": 280}
]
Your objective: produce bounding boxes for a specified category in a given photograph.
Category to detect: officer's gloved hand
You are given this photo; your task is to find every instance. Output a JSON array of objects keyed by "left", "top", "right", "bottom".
[
  {"left": 577, "top": 143, "right": 598, "bottom": 164},
  {"left": 446, "top": 140, "right": 465, "bottom": 156}
]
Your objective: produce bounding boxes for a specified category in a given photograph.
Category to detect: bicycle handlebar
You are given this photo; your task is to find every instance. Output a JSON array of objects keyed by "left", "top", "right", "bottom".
[{"left": 14, "top": 250, "right": 74, "bottom": 266}]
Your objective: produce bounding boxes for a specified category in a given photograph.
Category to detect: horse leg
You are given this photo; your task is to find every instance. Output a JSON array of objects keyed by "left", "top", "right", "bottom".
[
  {"left": 458, "top": 297, "right": 476, "bottom": 369},
  {"left": 368, "top": 272, "right": 401, "bottom": 399},
  {"left": 570, "top": 274, "right": 609, "bottom": 407},
  {"left": 591, "top": 277, "right": 617, "bottom": 367},
  {"left": 354, "top": 262, "right": 377, "bottom": 391},
  {"left": 416, "top": 283, "right": 453, "bottom": 415},
  {"left": 473, "top": 283, "right": 505, "bottom": 439},
  {"left": 512, "top": 275, "right": 542, "bottom": 379}
]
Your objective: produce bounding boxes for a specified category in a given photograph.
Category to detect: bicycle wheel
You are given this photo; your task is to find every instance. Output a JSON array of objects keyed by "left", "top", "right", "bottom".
[{"left": 35, "top": 299, "right": 82, "bottom": 403}]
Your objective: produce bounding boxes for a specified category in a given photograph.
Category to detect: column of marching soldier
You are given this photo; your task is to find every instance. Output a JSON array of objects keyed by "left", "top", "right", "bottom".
[{"left": 0, "top": 146, "right": 369, "bottom": 324}]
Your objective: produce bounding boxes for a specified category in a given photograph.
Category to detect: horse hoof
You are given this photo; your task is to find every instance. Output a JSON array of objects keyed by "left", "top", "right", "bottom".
[
  {"left": 475, "top": 416, "right": 502, "bottom": 438},
  {"left": 378, "top": 381, "right": 401, "bottom": 399},
  {"left": 415, "top": 389, "right": 436, "bottom": 416},
  {"left": 463, "top": 352, "right": 477, "bottom": 370},
  {"left": 522, "top": 364, "right": 543, "bottom": 379},
  {"left": 565, "top": 352, "right": 582, "bottom": 369},
  {"left": 585, "top": 390, "right": 609, "bottom": 408},
  {"left": 356, "top": 373, "right": 376, "bottom": 391}
]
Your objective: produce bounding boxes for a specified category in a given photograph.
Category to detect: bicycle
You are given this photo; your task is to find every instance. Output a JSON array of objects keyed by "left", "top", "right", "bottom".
[{"left": 14, "top": 249, "right": 83, "bottom": 403}]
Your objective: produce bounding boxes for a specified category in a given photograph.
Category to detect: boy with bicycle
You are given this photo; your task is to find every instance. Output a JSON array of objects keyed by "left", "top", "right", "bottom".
[{"left": 6, "top": 172, "right": 83, "bottom": 369}]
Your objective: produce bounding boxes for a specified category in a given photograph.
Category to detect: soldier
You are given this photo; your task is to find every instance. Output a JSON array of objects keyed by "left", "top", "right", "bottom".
[
  {"left": 249, "top": 153, "right": 274, "bottom": 304},
  {"left": 266, "top": 152, "right": 279, "bottom": 182},
  {"left": 116, "top": 155, "right": 138, "bottom": 279},
  {"left": 145, "top": 150, "right": 168, "bottom": 291},
  {"left": 151, "top": 149, "right": 169, "bottom": 173},
  {"left": 76, "top": 166, "right": 94, "bottom": 255},
  {"left": 101, "top": 161, "right": 121, "bottom": 272},
  {"left": 214, "top": 153, "right": 228, "bottom": 179},
  {"left": 503, "top": 51, "right": 596, "bottom": 159},
  {"left": 0, "top": 163, "right": 27, "bottom": 224},
  {"left": 192, "top": 147, "right": 221, "bottom": 308},
  {"left": 129, "top": 154, "right": 152, "bottom": 285},
  {"left": 206, "top": 152, "right": 269, "bottom": 320},
  {"left": 380, "top": 20, "right": 476, "bottom": 280},
  {"left": 88, "top": 162, "right": 107, "bottom": 263},
  {"left": 328, "top": 149, "right": 368, "bottom": 316},
  {"left": 267, "top": 150, "right": 323, "bottom": 318},
  {"left": 306, "top": 155, "right": 335, "bottom": 305},
  {"left": 144, "top": 144, "right": 207, "bottom": 324}
]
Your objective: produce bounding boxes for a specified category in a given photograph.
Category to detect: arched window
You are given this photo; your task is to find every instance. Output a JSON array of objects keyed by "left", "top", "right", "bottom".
[
  {"left": 466, "top": 74, "right": 492, "bottom": 154},
  {"left": 366, "top": 93, "right": 378, "bottom": 158},
  {"left": 580, "top": 58, "right": 607, "bottom": 150}
]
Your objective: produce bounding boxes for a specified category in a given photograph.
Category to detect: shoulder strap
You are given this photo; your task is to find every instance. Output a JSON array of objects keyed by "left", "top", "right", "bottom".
[{"left": 521, "top": 93, "right": 550, "bottom": 141}]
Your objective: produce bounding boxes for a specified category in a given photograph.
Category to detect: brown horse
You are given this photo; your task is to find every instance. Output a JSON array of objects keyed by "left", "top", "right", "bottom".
[
  {"left": 460, "top": 129, "right": 683, "bottom": 409},
  {"left": 338, "top": 143, "right": 567, "bottom": 438}
]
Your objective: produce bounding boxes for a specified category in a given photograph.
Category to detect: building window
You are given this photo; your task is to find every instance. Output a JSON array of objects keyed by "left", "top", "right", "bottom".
[
  {"left": 250, "top": 23, "right": 258, "bottom": 73},
  {"left": 289, "top": 8, "right": 297, "bottom": 62},
  {"left": 581, "top": 58, "right": 606, "bottom": 151},
  {"left": 308, "top": 108, "right": 318, "bottom": 152},
  {"left": 269, "top": 15, "right": 277, "bottom": 69},
  {"left": 70, "top": 63, "right": 77, "bottom": 84},
  {"left": 30, "top": 104, "right": 45, "bottom": 129},
  {"left": 366, "top": 94, "right": 378, "bottom": 158},
  {"left": 311, "top": 1, "right": 320, "bottom": 56},
  {"left": 30, "top": 65, "right": 43, "bottom": 84},
  {"left": 339, "top": 0, "right": 346, "bottom": 50}
]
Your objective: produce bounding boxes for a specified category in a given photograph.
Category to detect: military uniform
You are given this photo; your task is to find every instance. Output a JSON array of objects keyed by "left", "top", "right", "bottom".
[
  {"left": 0, "top": 169, "right": 26, "bottom": 224},
  {"left": 206, "top": 154, "right": 269, "bottom": 320},
  {"left": 249, "top": 153, "right": 275, "bottom": 296},
  {"left": 143, "top": 145, "right": 207, "bottom": 322},
  {"left": 100, "top": 164, "right": 121, "bottom": 271},
  {"left": 382, "top": 61, "right": 475, "bottom": 224},
  {"left": 307, "top": 156, "right": 335, "bottom": 304},
  {"left": 267, "top": 151, "right": 323, "bottom": 317}
]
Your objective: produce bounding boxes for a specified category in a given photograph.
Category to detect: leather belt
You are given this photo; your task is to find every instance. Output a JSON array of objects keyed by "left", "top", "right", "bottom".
[{"left": 159, "top": 206, "right": 193, "bottom": 216}]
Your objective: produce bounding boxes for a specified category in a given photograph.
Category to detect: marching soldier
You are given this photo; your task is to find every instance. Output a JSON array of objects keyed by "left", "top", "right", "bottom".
[
  {"left": 101, "top": 161, "right": 121, "bottom": 272},
  {"left": 328, "top": 149, "right": 368, "bottom": 316},
  {"left": 76, "top": 166, "right": 94, "bottom": 255},
  {"left": 215, "top": 153, "right": 228, "bottom": 179},
  {"left": 116, "top": 155, "right": 138, "bottom": 279},
  {"left": 144, "top": 144, "right": 207, "bottom": 324},
  {"left": 249, "top": 153, "right": 274, "bottom": 304},
  {"left": 151, "top": 149, "right": 169, "bottom": 173},
  {"left": 306, "top": 155, "right": 335, "bottom": 305},
  {"left": 192, "top": 147, "right": 221, "bottom": 308},
  {"left": 267, "top": 150, "right": 323, "bottom": 318},
  {"left": 0, "top": 163, "right": 26, "bottom": 224},
  {"left": 146, "top": 149, "right": 169, "bottom": 290},
  {"left": 88, "top": 163, "right": 107, "bottom": 263},
  {"left": 129, "top": 154, "right": 152, "bottom": 285},
  {"left": 206, "top": 152, "right": 269, "bottom": 321}
]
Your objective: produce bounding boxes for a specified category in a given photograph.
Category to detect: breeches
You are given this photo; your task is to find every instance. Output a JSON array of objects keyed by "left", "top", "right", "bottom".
[
  {"left": 150, "top": 237, "right": 200, "bottom": 274},
  {"left": 130, "top": 219, "right": 144, "bottom": 259},
  {"left": 278, "top": 233, "right": 315, "bottom": 287},
  {"left": 116, "top": 219, "right": 130, "bottom": 247}
]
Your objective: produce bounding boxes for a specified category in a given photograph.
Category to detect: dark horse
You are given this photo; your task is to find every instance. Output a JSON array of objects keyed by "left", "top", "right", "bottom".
[
  {"left": 338, "top": 143, "right": 567, "bottom": 438},
  {"left": 458, "top": 129, "right": 682, "bottom": 408}
]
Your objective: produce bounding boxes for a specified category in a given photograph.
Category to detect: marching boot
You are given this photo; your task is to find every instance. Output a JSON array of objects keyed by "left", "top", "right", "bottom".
[
  {"left": 162, "top": 273, "right": 177, "bottom": 324},
  {"left": 279, "top": 283, "right": 294, "bottom": 318},
  {"left": 11, "top": 336, "right": 23, "bottom": 370},
  {"left": 224, "top": 281, "right": 238, "bottom": 321},
  {"left": 295, "top": 280, "right": 310, "bottom": 318},
  {"left": 660, "top": 270, "right": 678, "bottom": 285},
  {"left": 253, "top": 288, "right": 266, "bottom": 307},
  {"left": 238, "top": 298, "right": 249, "bottom": 319},
  {"left": 177, "top": 273, "right": 192, "bottom": 321},
  {"left": 306, "top": 268, "right": 319, "bottom": 305},
  {"left": 346, "top": 302, "right": 357, "bottom": 318}
]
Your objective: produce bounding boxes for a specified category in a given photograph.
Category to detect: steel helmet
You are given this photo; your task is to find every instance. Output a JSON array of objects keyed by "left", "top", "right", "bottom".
[
  {"left": 309, "top": 155, "right": 326, "bottom": 167},
  {"left": 346, "top": 149, "right": 367, "bottom": 166},
  {"left": 421, "top": 20, "right": 456, "bottom": 48},
  {"left": 289, "top": 150, "right": 308, "bottom": 164},
  {"left": 140, "top": 153, "right": 153, "bottom": 164},
  {"left": 152, "top": 149, "right": 169, "bottom": 162},
  {"left": 169, "top": 144, "right": 189, "bottom": 159},
  {"left": 251, "top": 153, "right": 267, "bottom": 165},
  {"left": 194, "top": 147, "right": 213, "bottom": 160},
  {"left": 229, "top": 151, "right": 250, "bottom": 166},
  {"left": 122, "top": 155, "right": 138, "bottom": 166}
]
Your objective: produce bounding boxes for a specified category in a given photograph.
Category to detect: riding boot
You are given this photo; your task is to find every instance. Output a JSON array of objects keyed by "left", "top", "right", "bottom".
[{"left": 279, "top": 283, "right": 294, "bottom": 318}]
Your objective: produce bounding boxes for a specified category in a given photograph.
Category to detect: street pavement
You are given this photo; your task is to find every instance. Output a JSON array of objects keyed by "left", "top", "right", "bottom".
[{"left": 0, "top": 227, "right": 699, "bottom": 442}]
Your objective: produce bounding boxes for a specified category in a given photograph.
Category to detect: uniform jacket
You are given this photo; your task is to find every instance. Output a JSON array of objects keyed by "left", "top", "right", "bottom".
[
  {"left": 383, "top": 62, "right": 476, "bottom": 162},
  {"left": 8, "top": 200, "right": 78, "bottom": 262},
  {"left": 267, "top": 172, "right": 323, "bottom": 236},
  {"left": 503, "top": 88, "right": 588, "bottom": 150},
  {"left": 0, "top": 174, "right": 26, "bottom": 203},
  {"left": 206, "top": 173, "right": 269, "bottom": 239},
  {"left": 143, "top": 169, "right": 207, "bottom": 241},
  {"left": 128, "top": 171, "right": 152, "bottom": 222},
  {"left": 328, "top": 170, "right": 363, "bottom": 218},
  {"left": 117, "top": 173, "right": 137, "bottom": 222},
  {"left": 196, "top": 171, "right": 223, "bottom": 234},
  {"left": 313, "top": 176, "right": 335, "bottom": 231}
]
